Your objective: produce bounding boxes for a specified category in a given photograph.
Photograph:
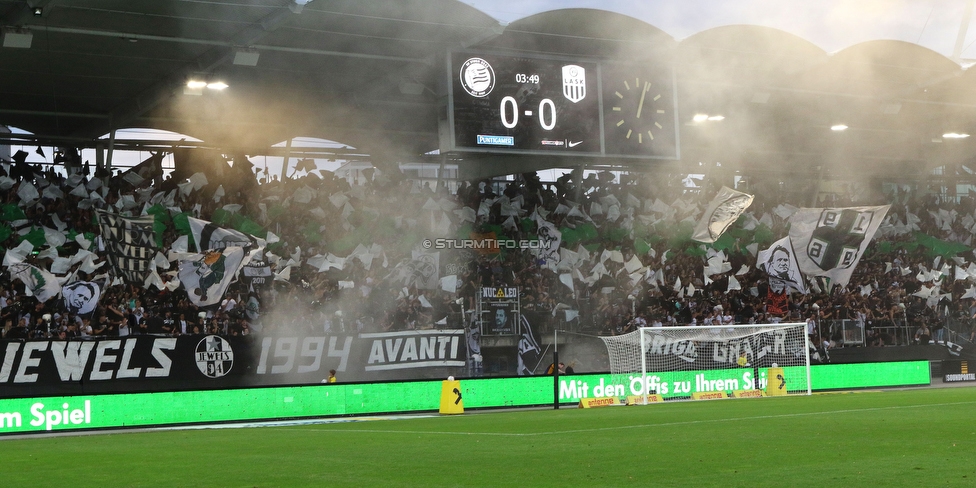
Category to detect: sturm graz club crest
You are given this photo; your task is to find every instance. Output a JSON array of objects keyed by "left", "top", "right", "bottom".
[
  {"left": 807, "top": 209, "right": 874, "bottom": 270},
  {"left": 195, "top": 335, "right": 234, "bottom": 378},
  {"left": 459, "top": 57, "right": 494, "bottom": 98}
]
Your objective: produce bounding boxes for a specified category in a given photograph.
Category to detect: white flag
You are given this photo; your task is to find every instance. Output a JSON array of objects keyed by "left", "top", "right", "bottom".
[
  {"left": 179, "top": 247, "right": 247, "bottom": 307},
  {"left": 692, "top": 187, "right": 754, "bottom": 243},
  {"left": 757, "top": 236, "right": 807, "bottom": 294},
  {"left": 789, "top": 206, "right": 889, "bottom": 287},
  {"left": 727, "top": 275, "right": 742, "bottom": 291},
  {"left": 439, "top": 274, "right": 458, "bottom": 293},
  {"left": 10, "top": 263, "right": 61, "bottom": 302},
  {"left": 559, "top": 273, "right": 575, "bottom": 293}
]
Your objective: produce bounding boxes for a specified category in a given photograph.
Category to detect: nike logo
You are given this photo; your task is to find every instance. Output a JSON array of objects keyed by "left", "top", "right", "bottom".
[{"left": 568, "top": 140, "right": 583, "bottom": 148}]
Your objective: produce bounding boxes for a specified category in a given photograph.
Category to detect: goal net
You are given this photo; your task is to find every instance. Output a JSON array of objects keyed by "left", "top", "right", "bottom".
[{"left": 600, "top": 323, "right": 810, "bottom": 403}]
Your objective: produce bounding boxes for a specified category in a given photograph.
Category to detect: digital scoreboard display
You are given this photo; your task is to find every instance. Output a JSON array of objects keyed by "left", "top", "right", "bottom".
[{"left": 445, "top": 51, "right": 678, "bottom": 159}]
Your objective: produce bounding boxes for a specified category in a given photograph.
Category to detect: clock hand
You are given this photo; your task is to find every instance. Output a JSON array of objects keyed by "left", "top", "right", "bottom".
[{"left": 636, "top": 81, "right": 650, "bottom": 119}]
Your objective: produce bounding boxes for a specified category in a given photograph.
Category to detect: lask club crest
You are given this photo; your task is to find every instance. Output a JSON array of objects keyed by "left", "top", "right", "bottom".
[
  {"left": 807, "top": 209, "right": 875, "bottom": 270},
  {"left": 562, "top": 65, "right": 586, "bottom": 103}
]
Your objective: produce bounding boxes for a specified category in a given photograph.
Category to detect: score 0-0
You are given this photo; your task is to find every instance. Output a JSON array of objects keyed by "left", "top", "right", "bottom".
[{"left": 500, "top": 73, "right": 554, "bottom": 130}]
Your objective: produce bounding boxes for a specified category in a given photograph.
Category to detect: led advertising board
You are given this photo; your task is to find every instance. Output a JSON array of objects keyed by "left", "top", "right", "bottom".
[{"left": 0, "top": 361, "right": 928, "bottom": 435}]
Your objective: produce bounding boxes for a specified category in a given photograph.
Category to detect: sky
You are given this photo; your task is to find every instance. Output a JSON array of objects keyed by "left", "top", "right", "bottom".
[
  {"left": 7, "top": 1, "right": 974, "bottom": 179},
  {"left": 474, "top": 0, "right": 976, "bottom": 60}
]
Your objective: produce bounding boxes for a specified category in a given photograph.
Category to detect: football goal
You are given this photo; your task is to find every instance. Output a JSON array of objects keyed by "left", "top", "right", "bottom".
[{"left": 600, "top": 323, "right": 811, "bottom": 403}]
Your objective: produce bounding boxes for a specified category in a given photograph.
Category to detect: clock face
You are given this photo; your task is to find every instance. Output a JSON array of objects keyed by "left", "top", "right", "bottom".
[
  {"left": 610, "top": 78, "right": 666, "bottom": 144},
  {"left": 602, "top": 67, "right": 677, "bottom": 158}
]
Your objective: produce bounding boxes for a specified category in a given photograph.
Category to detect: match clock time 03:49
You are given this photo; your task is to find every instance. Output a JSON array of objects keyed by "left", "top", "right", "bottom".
[{"left": 514, "top": 73, "right": 540, "bottom": 84}]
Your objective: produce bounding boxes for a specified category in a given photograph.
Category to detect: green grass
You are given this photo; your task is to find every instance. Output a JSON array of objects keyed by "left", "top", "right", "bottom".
[{"left": 4, "top": 387, "right": 976, "bottom": 487}]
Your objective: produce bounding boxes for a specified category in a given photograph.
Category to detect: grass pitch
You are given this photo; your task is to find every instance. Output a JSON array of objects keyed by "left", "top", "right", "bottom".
[{"left": 4, "top": 387, "right": 976, "bottom": 487}]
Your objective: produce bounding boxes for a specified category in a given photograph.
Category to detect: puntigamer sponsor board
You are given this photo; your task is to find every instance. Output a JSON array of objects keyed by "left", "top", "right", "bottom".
[{"left": 0, "top": 361, "right": 929, "bottom": 435}]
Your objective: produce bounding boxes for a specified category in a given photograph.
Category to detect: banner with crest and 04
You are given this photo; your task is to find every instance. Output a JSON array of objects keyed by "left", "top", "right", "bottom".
[{"left": 788, "top": 206, "right": 890, "bottom": 287}]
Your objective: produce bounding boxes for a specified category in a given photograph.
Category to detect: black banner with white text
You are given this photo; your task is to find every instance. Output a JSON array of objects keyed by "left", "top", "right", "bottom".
[{"left": 0, "top": 329, "right": 467, "bottom": 398}]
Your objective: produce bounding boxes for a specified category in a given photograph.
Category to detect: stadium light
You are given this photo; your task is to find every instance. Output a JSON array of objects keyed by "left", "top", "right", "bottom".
[
  {"left": 1, "top": 27, "right": 33, "bottom": 48},
  {"left": 233, "top": 49, "right": 260, "bottom": 67},
  {"left": 290, "top": 0, "right": 311, "bottom": 13},
  {"left": 943, "top": 132, "right": 970, "bottom": 139},
  {"left": 185, "top": 79, "right": 228, "bottom": 95},
  {"left": 831, "top": 124, "right": 848, "bottom": 131},
  {"left": 693, "top": 114, "right": 724, "bottom": 123}
]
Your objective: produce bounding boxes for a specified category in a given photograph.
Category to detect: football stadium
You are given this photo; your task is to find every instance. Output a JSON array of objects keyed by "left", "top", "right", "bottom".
[{"left": 2, "top": 1, "right": 976, "bottom": 486}]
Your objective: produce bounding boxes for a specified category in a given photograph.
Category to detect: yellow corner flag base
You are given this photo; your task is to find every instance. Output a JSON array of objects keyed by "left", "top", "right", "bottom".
[
  {"left": 765, "top": 367, "right": 787, "bottom": 396},
  {"left": 439, "top": 378, "right": 464, "bottom": 415}
]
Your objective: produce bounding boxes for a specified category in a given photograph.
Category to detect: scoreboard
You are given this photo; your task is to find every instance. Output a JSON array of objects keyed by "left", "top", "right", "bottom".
[{"left": 444, "top": 51, "right": 679, "bottom": 159}]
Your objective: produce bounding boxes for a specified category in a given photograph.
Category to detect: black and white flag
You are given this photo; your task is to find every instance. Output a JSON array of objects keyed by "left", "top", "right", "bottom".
[
  {"left": 97, "top": 210, "right": 158, "bottom": 285},
  {"left": 757, "top": 236, "right": 807, "bottom": 294},
  {"left": 188, "top": 217, "right": 256, "bottom": 253},
  {"left": 789, "top": 205, "right": 890, "bottom": 287},
  {"left": 116, "top": 153, "right": 163, "bottom": 189},
  {"left": 693, "top": 187, "right": 754, "bottom": 243},
  {"left": 241, "top": 260, "right": 273, "bottom": 291},
  {"left": 407, "top": 251, "right": 439, "bottom": 290},
  {"left": 61, "top": 281, "right": 101, "bottom": 317},
  {"left": 516, "top": 314, "right": 542, "bottom": 376}
]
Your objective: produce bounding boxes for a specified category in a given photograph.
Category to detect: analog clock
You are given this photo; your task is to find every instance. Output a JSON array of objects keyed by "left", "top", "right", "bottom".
[
  {"left": 611, "top": 77, "right": 666, "bottom": 144},
  {"left": 602, "top": 67, "right": 677, "bottom": 158}
]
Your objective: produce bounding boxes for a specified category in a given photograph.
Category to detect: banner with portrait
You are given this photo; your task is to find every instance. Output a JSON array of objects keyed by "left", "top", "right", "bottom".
[
  {"left": 61, "top": 281, "right": 102, "bottom": 318},
  {"left": 487, "top": 301, "right": 517, "bottom": 335},
  {"left": 757, "top": 236, "right": 807, "bottom": 294},
  {"left": 479, "top": 287, "right": 520, "bottom": 336}
]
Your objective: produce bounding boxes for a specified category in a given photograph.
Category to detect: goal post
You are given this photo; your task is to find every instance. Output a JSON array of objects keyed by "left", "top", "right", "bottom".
[{"left": 600, "top": 323, "right": 811, "bottom": 404}]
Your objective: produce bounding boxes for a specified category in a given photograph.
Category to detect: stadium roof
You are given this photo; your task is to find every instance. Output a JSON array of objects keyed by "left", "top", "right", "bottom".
[{"left": 1, "top": 1, "right": 974, "bottom": 179}]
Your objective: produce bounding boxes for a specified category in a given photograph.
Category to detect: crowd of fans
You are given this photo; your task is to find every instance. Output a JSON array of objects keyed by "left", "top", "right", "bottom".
[{"left": 1, "top": 148, "right": 976, "bottom": 354}]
